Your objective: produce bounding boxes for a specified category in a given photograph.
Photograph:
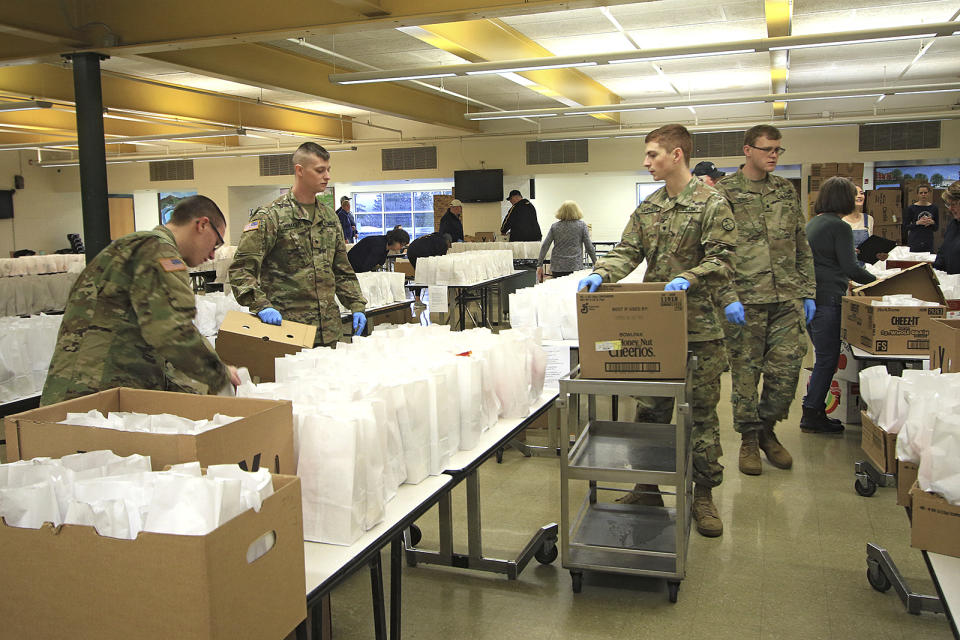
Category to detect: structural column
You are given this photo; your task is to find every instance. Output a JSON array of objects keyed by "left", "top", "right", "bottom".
[{"left": 67, "top": 52, "right": 110, "bottom": 260}]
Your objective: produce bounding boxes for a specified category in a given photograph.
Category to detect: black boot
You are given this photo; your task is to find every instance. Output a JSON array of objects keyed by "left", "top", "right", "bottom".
[{"left": 800, "top": 406, "right": 844, "bottom": 434}]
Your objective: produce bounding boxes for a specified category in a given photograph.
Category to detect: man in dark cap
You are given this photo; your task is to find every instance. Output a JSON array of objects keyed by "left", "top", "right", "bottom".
[
  {"left": 501, "top": 189, "right": 542, "bottom": 241},
  {"left": 693, "top": 161, "right": 726, "bottom": 187}
]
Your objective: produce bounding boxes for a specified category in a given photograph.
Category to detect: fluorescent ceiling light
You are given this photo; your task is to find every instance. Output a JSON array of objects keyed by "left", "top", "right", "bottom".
[
  {"left": 0, "top": 100, "right": 53, "bottom": 112},
  {"left": 785, "top": 94, "right": 879, "bottom": 101},
  {"left": 565, "top": 107, "right": 656, "bottom": 115},
  {"left": 470, "top": 113, "right": 557, "bottom": 120},
  {"left": 609, "top": 49, "right": 755, "bottom": 64},
  {"left": 672, "top": 101, "right": 765, "bottom": 107},
  {"left": 770, "top": 33, "right": 936, "bottom": 50},
  {"left": 466, "top": 62, "right": 596, "bottom": 75},
  {"left": 339, "top": 73, "right": 455, "bottom": 84},
  {"left": 895, "top": 89, "right": 960, "bottom": 95}
]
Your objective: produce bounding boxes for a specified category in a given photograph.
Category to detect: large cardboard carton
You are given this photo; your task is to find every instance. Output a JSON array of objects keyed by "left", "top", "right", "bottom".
[
  {"left": 860, "top": 410, "right": 897, "bottom": 473},
  {"left": 216, "top": 310, "right": 316, "bottom": 382},
  {"left": 393, "top": 258, "right": 416, "bottom": 278},
  {"left": 810, "top": 162, "right": 839, "bottom": 177},
  {"left": 0, "top": 474, "right": 306, "bottom": 640},
  {"left": 910, "top": 483, "right": 960, "bottom": 558},
  {"left": 865, "top": 189, "right": 903, "bottom": 224},
  {"left": 576, "top": 283, "right": 687, "bottom": 379},
  {"left": 929, "top": 318, "right": 960, "bottom": 372},
  {"left": 897, "top": 460, "right": 919, "bottom": 507},
  {"left": 802, "top": 368, "right": 861, "bottom": 424},
  {"left": 841, "top": 263, "right": 947, "bottom": 354},
  {"left": 4, "top": 388, "right": 295, "bottom": 473}
]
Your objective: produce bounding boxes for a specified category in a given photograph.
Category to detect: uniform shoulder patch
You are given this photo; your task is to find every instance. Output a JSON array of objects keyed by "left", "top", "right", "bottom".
[
  {"left": 721, "top": 217, "right": 736, "bottom": 231},
  {"left": 243, "top": 220, "right": 260, "bottom": 232},
  {"left": 159, "top": 257, "right": 187, "bottom": 272}
]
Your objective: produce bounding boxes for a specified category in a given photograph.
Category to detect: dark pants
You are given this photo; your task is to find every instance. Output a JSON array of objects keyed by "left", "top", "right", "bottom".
[
  {"left": 802, "top": 302, "right": 841, "bottom": 410},
  {"left": 549, "top": 270, "right": 572, "bottom": 278}
]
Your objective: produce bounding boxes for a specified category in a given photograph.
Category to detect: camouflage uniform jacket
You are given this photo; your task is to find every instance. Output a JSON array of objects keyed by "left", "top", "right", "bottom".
[
  {"left": 229, "top": 191, "right": 367, "bottom": 346},
  {"left": 592, "top": 177, "right": 739, "bottom": 342},
  {"left": 715, "top": 170, "right": 816, "bottom": 304},
  {"left": 41, "top": 226, "right": 230, "bottom": 405}
]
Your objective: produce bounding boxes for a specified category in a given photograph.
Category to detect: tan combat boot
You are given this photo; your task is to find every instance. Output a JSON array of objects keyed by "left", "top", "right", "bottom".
[
  {"left": 759, "top": 426, "right": 793, "bottom": 469},
  {"left": 692, "top": 484, "right": 723, "bottom": 537},
  {"left": 739, "top": 431, "right": 762, "bottom": 475},
  {"left": 616, "top": 483, "right": 664, "bottom": 507}
]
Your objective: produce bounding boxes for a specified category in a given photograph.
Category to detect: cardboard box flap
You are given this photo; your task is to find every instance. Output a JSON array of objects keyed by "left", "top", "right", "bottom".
[
  {"left": 218, "top": 311, "right": 316, "bottom": 347},
  {"left": 596, "top": 282, "right": 669, "bottom": 293},
  {"left": 852, "top": 263, "right": 946, "bottom": 304}
]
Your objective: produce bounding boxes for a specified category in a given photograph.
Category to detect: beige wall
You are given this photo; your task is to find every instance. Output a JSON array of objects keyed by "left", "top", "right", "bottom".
[{"left": 2, "top": 118, "right": 958, "bottom": 254}]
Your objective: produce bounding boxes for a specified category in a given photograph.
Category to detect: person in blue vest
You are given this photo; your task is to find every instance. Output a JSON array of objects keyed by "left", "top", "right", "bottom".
[{"left": 336, "top": 196, "right": 358, "bottom": 243}]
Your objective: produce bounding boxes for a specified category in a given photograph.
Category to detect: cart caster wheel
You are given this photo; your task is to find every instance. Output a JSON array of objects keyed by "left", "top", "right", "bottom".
[
  {"left": 496, "top": 447, "right": 504, "bottom": 463},
  {"left": 535, "top": 542, "right": 558, "bottom": 564},
  {"left": 668, "top": 581, "right": 680, "bottom": 603},
  {"left": 571, "top": 571, "right": 583, "bottom": 593},
  {"left": 855, "top": 477, "right": 877, "bottom": 497},
  {"left": 408, "top": 524, "right": 422, "bottom": 546},
  {"left": 867, "top": 562, "right": 891, "bottom": 592}
]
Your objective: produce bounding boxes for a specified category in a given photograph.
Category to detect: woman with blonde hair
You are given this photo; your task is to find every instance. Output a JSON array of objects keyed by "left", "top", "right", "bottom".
[{"left": 536, "top": 200, "right": 597, "bottom": 281}]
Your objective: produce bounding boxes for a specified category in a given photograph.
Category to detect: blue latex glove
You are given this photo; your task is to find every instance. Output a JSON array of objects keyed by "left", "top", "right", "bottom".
[
  {"left": 352, "top": 311, "right": 367, "bottom": 335},
  {"left": 664, "top": 277, "right": 690, "bottom": 291},
  {"left": 577, "top": 273, "right": 603, "bottom": 292},
  {"left": 803, "top": 298, "right": 816, "bottom": 324},
  {"left": 257, "top": 307, "right": 282, "bottom": 326},
  {"left": 724, "top": 301, "right": 746, "bottom": 325}
]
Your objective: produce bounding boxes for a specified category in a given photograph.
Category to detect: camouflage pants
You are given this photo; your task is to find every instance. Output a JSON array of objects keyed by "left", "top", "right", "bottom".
[
  {"left": 634, "top": 339, "right": 726, "bottom": 488},
  {"left": 726, "top": 300, "right": 807, "bottom": 433}
]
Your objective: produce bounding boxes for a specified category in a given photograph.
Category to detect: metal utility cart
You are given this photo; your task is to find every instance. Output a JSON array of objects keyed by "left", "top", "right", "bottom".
[{"left": 557, "top": 359, "right": 693, "bottom": 602}]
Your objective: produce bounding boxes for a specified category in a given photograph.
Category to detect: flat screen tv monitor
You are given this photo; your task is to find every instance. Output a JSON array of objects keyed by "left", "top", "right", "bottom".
[{"left": 454, "top": 169, "right": 503, "bottom": 203}]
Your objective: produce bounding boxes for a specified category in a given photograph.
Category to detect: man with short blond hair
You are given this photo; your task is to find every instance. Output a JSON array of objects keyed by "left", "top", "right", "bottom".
[{"left": 716, "top": 125, "right": 816, "bottom": 476}]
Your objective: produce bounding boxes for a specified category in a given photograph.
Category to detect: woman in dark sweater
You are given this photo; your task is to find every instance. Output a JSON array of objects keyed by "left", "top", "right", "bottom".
[
  {"left": 348, "top": 226, "right": 410, "bottom": 273},
  {"left": 802, "top": 177, "right": 876, "bottom": 434},
  {"left": 934, "top": 181, "right": 960, "bottom": 275}
]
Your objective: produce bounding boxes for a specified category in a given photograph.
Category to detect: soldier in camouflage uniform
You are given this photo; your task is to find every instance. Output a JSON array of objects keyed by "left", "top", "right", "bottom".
[
  {"left": 580, "top": 124, "right": 744, "bottom": 537},
  {"left": 715, "top": 125, "right": 816, "bottom": 476},
  {"left": 41, "top": 196, "right": 239, "bottom": 406},
  {"left": 229, "top": 142, "right": 367, "bottom": 347}
]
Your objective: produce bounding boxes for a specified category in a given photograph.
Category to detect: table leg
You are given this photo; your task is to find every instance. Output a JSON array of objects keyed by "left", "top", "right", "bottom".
[
  {"left": 370, "top": 553, "right": 387, "bottom": 640},
  {"left": 391, "top": 536, "right": 402, "bottom": 640}
]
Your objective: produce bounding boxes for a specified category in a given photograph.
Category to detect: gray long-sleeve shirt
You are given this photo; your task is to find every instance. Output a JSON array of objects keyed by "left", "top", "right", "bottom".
[
  {"left": 538, "top": 219, "right": 597, "bottom": 273},
  {"left": 805, "top": 212, "right": 876, "bottom": 305}
]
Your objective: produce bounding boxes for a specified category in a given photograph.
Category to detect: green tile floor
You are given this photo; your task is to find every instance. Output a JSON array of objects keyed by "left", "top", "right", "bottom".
[{"left": 1, "top": 365, "right": 952, "bottom": 639}]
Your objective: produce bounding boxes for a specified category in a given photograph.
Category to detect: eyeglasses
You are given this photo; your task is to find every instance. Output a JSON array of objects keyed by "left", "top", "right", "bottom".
[
  {"left": 205, "top": 218, "right": 224, "bottom": 249},
  {"left": 748, "top": 144, "right": 786, "bottom": 156}
]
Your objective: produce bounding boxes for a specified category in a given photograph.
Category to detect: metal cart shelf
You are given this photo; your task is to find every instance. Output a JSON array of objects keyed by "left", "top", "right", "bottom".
[{"left": 558, "top": 362, "right": 693, "bottom": 602}]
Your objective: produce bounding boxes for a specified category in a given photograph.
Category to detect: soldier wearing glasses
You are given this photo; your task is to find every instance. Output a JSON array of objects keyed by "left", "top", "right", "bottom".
[
  {"left": 42, "top": 195, "right": 239, "bottom": 405},
  {"left": 716, "top": 125, "right": 816, "bottom": 477}
]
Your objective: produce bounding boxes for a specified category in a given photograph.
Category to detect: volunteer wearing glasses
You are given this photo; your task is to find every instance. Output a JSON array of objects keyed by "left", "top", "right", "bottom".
[
  {"left": 229, "top": 142, "right": 368, "bottom": 345},
  {"left": 716, "top": 124, "right": 816, "bottom": 477},
  {"left": 934, "top": 181, "right": 960, "bottom": 274},
  {"left": 42, "top": 195, "right": 240, "bottom": 405}
]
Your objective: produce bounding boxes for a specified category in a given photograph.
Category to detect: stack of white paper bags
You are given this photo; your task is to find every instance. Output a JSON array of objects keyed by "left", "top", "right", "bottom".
[
  {"left": 0, "top": 272, "right": 80, "bottom": 316},
  {"left": 59, "top": 410, "right": 241, "bottom": 435},
  {"left": 449, "top": 241, "right": 541, "bottom": 260},
  {"left": 236, "top": 324, "right": 546, "bottom": 545},
  {"left": 0, "top": 314, "right": 63, "bottom": 403},
  {"left": 509, "top": 270, "right": 590, "bottom": 340},
  {"left": 936, "top": 270, "right": 960, "bottom": 301},
  {"left": 860, "top": 366, "right": 960, "bottom": 504},
  {"left": 414, "top": 250, "right": 514, "bottom": 285},
  {"left": 0, "top": 451, "right": 273, "bottom": 543},
  {"left": 336, "top": 271, "right": 407, "bottom": 312},
  {"left": 0, "top": 254, "right": 85, "bottom": 277},
  {"left": 194, "top": 290, "right": 249, "bottom": 337},
  {"left": 870, "top": 294, "right": 940, "bottom": 307}
]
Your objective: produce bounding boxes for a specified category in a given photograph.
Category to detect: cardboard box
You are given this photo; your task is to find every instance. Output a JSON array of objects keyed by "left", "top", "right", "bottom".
[
  {"left": 930, "top": 318, "right": 960, "bottom": 372},
  {"left": 393, "top": 258, "right": 416, "bottom": 278},
  {"left": 874, "top": 223, "right": 903, "bottom": 243},
  {"left": 841, "top": 263, "right": 947, "bottom": 354},
  {"left": 897, "top": 460, "right": 919, "bottom": 507},
  {"left": 865, "top": 189, "right": 903, "bottom": 224},
  {"left": 474, "top": 231, "right": 496, "bottom": 242},
  {"left": 860, "top": 410, "right": 897, "bottom": 472},
  {"left": 834, "top": 341, "right": 864, "bottom": 383},
  {"left": 576, "top": 283, "right": 687, "bottom": 379},
  {"left": 802, "top": 368, "right": 861, "bottom": 424},
  {"left": 837, "top": 162, "right": 865, "bottom": 179},
  {"left": 910, "top": 483, "right": 960, "bottom": 558},
  {"left": 810, "top": 162, "right": 839, "bottom": 177},
  {"left": 945, "top": 299, "right": 960, "bottom": 320},
  {"left": 216, "top": 310, "right": 316, "bottom": 382},
  {"left": 4, "top": 388, "right": 295, "bottom": 473},
  {"left": 0, "top": 474, "right": 307, "bottom": 640}
]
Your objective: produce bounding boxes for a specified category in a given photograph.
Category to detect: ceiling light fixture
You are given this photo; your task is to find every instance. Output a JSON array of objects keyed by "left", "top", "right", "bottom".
[
  {"left": 0, "top": 100, "right": 53, "bottom": 113},
  {"left": 608, "top": 49, "right": 756, "bottom": 64},
  {"left": 770, "top": 33, "right": 936, "bottom": 50},
  {"left": 338, "top": 73, "right": 456, "bottom": 84},
  {"left": 465, "top": 62, "right": 597, "bottom": 75}
]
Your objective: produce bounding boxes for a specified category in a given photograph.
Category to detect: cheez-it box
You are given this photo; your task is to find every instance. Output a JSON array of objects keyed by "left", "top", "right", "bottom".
[{"left": 576, "top": 283, "right": 688, "bottom": 380}]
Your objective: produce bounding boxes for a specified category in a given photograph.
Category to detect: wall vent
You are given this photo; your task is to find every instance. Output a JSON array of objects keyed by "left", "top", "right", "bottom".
[
  {"left": 259, "top": 154, "right": 295, "bottom": 176},
  {"left": 692, "top": 131, "right": 745, "bottom": 158},
  {"left": 859, "top": 121, "right": 940, "bottom": 152},
  {"left": 148, "top": 159, "right": 194, "bottom": 181},
  {"left": 381, "top": 146, "right": 438, "bottom": 171},
  {"left": 526, "top": 139, "right": 589, "bottom": 165}
]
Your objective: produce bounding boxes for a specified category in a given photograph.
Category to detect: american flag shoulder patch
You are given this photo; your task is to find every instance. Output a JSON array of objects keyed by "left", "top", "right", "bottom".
[
  {"left": 243, "top": 220, "right": 260, "bottom": 232},
  {"left": 159, "top": 257, "right": 187, "bottom": 272}
]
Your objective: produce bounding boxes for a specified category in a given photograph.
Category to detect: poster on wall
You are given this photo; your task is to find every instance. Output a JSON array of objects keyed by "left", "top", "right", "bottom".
[
  {"left": 158, "top": 191, "right": 198, "bottom": 224},
  {"left": 875, "top": 164, "right": 960, "bottom": 188}
]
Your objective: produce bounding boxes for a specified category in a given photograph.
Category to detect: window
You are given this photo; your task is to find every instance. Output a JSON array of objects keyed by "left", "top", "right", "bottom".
[
  {"left": 353, "top": 189, "right": 452, "bottom": 240},
  {"left": 636, "top": 182, "right": 661, "bottom": 206}
]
